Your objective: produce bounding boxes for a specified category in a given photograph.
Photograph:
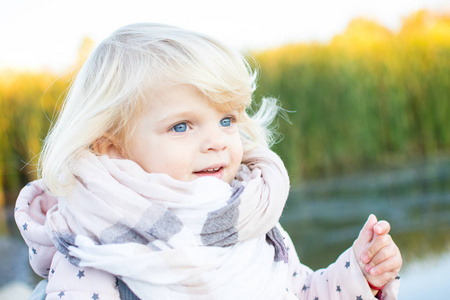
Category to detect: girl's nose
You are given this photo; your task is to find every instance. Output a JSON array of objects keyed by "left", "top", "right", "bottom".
[{"left": 200, "top": 127, "right": 227, "bottom": 152}]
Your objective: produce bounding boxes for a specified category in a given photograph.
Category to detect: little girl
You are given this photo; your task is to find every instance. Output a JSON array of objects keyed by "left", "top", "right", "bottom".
[{"left": 15, "top": 23, "right": 401, "bottom": 299}]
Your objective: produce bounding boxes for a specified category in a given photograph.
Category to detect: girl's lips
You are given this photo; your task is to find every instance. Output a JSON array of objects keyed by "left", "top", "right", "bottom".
[{"left": 193, "top": 166, "right": 224, "bottom": 179}]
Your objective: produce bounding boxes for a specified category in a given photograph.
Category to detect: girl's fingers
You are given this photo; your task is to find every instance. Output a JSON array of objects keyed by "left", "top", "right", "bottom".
[
  {"left": 366, "top": 252, "right": 402, "bottom": 277},
  {"left": 364, "top": 243, "right": 398, "bottom": 273},
  {"left": 361, "top": 233, "right": 393, "bottom": 263},
  {"left": 355, "top": 214, "right": 378, "bottom": 248},
  {"left": 374, "top": 220, "right": 391, "bottom": 235},
  {"left": 359, "top": 219, "right": 403, "bottom": 287}
]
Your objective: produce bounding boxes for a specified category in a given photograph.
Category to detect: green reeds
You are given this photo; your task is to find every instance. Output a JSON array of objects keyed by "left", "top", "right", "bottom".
[
  {"left": 0, "top": 72, "right": 67, "bottom": 204},
  {"left": 253, "top": 10, "right": 450, "bottom": 182}
]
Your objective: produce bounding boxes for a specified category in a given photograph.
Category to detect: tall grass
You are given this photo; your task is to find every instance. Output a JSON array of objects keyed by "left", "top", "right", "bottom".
[
  {"left": 0, "top": 72, "right": 68, "bottom": 205},
  {"left": 0, "top": 38, "right": 93, "bottom": 206},
  {"left": 253, "top": 10, "right": 450, "bottom": 182}
]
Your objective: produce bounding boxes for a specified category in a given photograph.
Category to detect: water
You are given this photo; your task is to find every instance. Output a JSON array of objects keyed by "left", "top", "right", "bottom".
[
  {"left": 280, "top": 156, "right": 450, "bottom": 299},
  {"left": 0, "top": 157, "right": 449, "bottom": 299},
  {"left": 397, "top": 252, "right": 450, "bottom": 300}
]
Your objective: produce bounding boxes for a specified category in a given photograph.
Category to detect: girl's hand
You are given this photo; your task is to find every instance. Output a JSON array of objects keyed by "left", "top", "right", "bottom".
[{"left": 353, "top": 214, "right": 402, "bottom": 290}]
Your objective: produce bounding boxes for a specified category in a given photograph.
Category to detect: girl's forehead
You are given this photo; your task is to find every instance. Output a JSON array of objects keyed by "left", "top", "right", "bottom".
[{"left": 144, "top": 84, "right": 247, "bottom": 113}]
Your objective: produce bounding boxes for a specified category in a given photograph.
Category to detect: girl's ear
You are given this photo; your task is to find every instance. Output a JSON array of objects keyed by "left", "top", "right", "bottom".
[{"left": 92, "top": 136, "right": 124, "bottom": 159}]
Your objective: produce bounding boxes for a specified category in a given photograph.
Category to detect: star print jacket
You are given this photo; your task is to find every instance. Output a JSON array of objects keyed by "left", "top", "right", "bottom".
[{"left": 15, "top": 182, "right": 400, "bottom": 300}]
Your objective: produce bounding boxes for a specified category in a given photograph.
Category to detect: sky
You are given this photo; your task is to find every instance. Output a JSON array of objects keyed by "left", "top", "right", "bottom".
[{"left": 1, "top": 0, "right": 449, "bottom": 72}]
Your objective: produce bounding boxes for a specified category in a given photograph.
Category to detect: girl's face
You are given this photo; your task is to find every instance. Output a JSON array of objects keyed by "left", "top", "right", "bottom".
[{"left": 126, "top": 84, "right": 244, "bottom": 184}]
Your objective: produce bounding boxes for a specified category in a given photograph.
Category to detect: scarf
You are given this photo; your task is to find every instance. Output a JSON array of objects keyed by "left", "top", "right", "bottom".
[{"left": 45, "top": 147, "right": 292, "bottom": 299}]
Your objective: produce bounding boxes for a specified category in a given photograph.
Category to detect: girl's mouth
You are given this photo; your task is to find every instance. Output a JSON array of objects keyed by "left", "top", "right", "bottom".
[{"left": 193, "top": 167, "right": 224, "bottom": 178}]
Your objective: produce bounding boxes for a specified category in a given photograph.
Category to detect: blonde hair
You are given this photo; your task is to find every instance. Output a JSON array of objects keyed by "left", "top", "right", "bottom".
[{"left": 40, "top": 23, "right": 280, "bottom": 196}]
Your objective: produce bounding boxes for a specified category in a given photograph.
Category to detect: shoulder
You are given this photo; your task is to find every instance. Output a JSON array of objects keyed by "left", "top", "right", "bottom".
[
  {"left": 46, "top": 253, "right": 120, "bottom": 299},
  {"left": 15, "top": 181, "right": 58, "bottom": 277},
  {"left": 15, "top": 180, "right": 58, "bottom": 233}
]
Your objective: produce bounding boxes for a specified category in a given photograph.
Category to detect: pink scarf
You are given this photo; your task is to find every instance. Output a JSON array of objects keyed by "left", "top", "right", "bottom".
[{"left": 45, "top": 147, "right": 293, "bottom": 299}]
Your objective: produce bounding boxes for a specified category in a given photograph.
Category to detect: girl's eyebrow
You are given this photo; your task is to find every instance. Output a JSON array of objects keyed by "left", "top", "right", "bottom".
[
  {"left": 155, "top": 111, "right": 196, "bottom": 125},
  {"left": 152, "top": 106, "right": 239, "bottom": 126}
]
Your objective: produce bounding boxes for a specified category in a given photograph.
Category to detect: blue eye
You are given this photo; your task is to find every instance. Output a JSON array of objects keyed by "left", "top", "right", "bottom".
[
  {"left": 172, "top": 123, "right": 188, "bottom": 132},
  {"left": 220, "top": 117, "right": 232, "bottom": 127}
]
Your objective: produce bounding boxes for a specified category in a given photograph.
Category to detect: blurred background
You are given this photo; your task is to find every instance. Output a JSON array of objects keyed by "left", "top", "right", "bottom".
[{"left": 1, "top": 0, "right": 449, "bottom": 299}]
